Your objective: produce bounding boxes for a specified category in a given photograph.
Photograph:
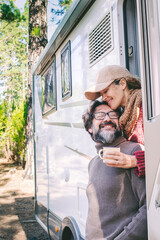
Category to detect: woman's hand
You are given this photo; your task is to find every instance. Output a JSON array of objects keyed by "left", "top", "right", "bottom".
[{"left": 103, "top": 151, "right": 137, "bottom": 169}]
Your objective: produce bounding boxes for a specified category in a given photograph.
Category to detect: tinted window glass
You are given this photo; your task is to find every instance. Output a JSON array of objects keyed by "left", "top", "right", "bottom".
[
  {"left": 42, "top": 60, "right": 57, "bottom": 115},
  {"left": 61, "top": 41, "right": 72, "bottom": 100}
]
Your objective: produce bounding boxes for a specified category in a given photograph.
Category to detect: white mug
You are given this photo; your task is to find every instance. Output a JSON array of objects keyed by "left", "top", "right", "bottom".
[{"left": 99, "top": 147, "right": 120, "bottom": 160}]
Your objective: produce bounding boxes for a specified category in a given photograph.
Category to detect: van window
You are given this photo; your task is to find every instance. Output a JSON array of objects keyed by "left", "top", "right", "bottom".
[
  {"left": 123, "top": 0, "right": 140, "bottom": 78},
  {"left": 61, "top": 40, "right": 72, "bottom": 100},
  {"left": 41, "top": 59, "right": 57, "bottom": 115}
]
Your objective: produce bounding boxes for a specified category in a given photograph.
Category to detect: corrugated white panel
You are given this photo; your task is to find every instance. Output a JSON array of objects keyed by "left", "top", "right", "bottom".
[{"left": 89, "top": 11, "right": 113, "bottom": 65}]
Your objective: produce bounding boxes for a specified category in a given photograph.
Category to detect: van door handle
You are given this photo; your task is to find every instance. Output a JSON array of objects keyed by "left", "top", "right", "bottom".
[
  {"left": 64, "top": 168, "right": 70, "bottom": 182},
  {"left": 155, "top": 185, "right": 160, "bottom": 208},
  {"left": 128, "top": 46, "right": 133, "bottom": 57}
]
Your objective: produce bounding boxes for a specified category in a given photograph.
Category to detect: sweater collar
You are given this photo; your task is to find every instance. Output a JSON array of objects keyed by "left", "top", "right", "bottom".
[{"left": 95, "top": 136, "right": 126, "bottom": 153}]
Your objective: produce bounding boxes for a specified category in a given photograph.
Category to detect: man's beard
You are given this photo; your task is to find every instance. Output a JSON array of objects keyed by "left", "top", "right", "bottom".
[{"left": 92, "top": 121, "right": 121, "bottom": 144}]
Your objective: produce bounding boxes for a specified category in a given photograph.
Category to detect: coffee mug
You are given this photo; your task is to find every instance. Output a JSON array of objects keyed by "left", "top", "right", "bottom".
[{"left": 99, "top": 147, "right": 120, "bottom": 160}]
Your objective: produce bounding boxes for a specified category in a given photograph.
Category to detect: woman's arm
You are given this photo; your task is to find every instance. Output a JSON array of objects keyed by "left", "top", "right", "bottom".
[
  {"left": 134, "top": 151, "right": 145, "bottom": 177},
  {"left": 103, "top": 151, "right": 137, "bottom": 168},
  {"left": 103, "top": 150, "right": 145, "bottom": 177}
]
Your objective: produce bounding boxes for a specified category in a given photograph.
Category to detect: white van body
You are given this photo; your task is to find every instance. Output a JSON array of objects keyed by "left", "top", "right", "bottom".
[{"left": 32, "top": 0, "right": 160, "bottom": 239}]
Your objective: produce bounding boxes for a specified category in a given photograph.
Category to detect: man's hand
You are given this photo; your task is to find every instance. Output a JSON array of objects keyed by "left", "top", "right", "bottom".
[{"left": 103, "top": 151, "right": 137, "bottom": 169}]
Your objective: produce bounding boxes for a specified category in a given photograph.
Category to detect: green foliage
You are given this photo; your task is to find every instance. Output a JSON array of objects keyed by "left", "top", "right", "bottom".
[
  {"left": 0, "top": 100, "right": 7, "bottom": 136},
  {"left": 0, "top": 0, "right": 28, "bottom": 163},
  {"left": 31, "top": 26, "right": 41, "bottom": 37},
  {"left": 0, "top": 0, "right": 26, "bottom": 22},
  {"left": 0, "top": 99, "right": 27, "bottom": 162},
  {"left": 59, "top": 0, "right": 72, "bottom": 10}
]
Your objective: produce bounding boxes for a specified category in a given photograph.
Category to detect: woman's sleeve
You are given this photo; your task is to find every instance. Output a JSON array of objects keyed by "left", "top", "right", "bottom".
[{"left": 134, "top": 150, "right": 145, "bottom": 177}]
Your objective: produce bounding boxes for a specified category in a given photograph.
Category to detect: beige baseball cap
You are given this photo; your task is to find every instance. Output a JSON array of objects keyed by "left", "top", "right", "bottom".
[{"left": 84, "top": 65, "right": 132, "bottom": 100}]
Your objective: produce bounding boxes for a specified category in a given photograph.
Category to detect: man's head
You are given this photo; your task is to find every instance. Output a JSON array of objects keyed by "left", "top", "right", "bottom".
[{"left": 82, "top": 100, "right": 121, "bottom": 144}]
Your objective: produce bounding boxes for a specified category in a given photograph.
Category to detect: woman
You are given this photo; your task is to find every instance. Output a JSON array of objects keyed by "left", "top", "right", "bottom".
[{"left": 85, "top": 65, "right": 145, "bottom": 177}]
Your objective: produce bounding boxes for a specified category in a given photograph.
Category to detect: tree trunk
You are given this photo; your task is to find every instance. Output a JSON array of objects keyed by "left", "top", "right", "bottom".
[{"left": 26, "top": 0, "right": 48, "bottom": 178}]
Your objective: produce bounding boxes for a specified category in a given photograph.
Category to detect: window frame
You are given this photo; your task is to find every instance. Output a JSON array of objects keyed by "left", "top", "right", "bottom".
[
  {"left": 61, "top": 40, "right": 72, "bottom": 101},
  {"left": 41, "top": 57, "right": 57, "bottom": 116}
]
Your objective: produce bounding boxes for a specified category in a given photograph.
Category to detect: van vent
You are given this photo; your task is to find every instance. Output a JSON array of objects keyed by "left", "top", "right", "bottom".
[{"left": 89, "top": 11, "right": 113, "bottom": 65}]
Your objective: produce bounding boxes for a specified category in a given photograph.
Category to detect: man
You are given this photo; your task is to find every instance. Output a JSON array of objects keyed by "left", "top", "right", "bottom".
[{"left": 82, "top": 100, "right": 147, "bottom": 240}]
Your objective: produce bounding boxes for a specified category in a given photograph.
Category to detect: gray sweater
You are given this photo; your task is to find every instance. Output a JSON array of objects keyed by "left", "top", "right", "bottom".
[{"left": 85, "top": 136, "right": 147, "bottom": 240}]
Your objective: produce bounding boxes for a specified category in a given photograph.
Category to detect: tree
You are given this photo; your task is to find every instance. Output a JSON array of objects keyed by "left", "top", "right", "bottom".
[
  {"left": 0, "top": 0, "right": 28, "bottom": 164},
  {"left": 0, "top": 0, "right": 72, "bottom": 168},
  {"left": 25, "top": 0, "right": 48, "bottom": 177},
  {"left": 25, "top": 0, "right": 73, "bottom": 177},
  {"left": 0, "top": 0, "right": 25, "bottom": 22},
  {"left": 0, "top": 8, "right": 28, "bottom": 102}
]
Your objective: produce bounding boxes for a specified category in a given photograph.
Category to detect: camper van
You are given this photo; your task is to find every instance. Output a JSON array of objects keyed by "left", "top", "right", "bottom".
[{"left": 32, "top": 0, "right": 160, "bottom": 239}]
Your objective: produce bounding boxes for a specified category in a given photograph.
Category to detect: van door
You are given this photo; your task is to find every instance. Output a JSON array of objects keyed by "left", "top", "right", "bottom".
[{"left": 139, "top": 0, "right": 160, "bottom": 239}]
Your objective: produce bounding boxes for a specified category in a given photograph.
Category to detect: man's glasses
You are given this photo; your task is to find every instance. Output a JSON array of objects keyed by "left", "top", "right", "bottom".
[{"left": 93, "top": 111, "right": 119, "bottom": 120}]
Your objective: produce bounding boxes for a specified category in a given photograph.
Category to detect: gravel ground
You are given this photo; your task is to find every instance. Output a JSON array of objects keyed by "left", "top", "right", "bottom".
[{"left": 0, "top": 158, "right": 49, "bottom": 240}]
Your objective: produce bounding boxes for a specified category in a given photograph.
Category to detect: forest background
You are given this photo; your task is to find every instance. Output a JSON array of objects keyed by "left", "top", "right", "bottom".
[{"left": 0, "top": 0, "right": 72, "bottom": 171}]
